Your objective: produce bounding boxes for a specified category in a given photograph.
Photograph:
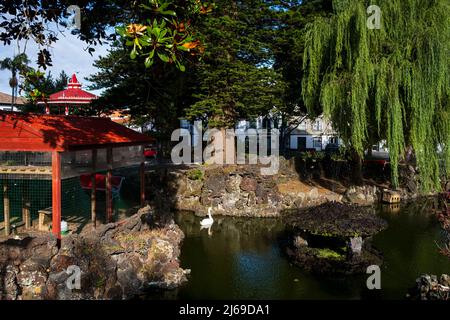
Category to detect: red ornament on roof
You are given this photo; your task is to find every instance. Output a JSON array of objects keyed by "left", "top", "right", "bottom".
[{"left": 38, "top": 73, "right": 98, "bottom": 115}]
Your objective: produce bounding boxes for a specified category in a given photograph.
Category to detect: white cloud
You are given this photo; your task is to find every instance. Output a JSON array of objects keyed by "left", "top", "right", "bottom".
[{"left": 0, "top": 29, "right": 110, "bottom": 97}]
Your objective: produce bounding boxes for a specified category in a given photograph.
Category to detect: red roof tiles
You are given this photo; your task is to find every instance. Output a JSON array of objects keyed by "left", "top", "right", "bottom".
[{"left": 0, "top": 111, "right": 154, "bottom": 151}]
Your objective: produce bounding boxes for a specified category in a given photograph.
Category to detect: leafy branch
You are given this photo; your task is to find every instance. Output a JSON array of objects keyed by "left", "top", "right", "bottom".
[{"left": 116, "top": 0, "right": 213, "bottom": 71}]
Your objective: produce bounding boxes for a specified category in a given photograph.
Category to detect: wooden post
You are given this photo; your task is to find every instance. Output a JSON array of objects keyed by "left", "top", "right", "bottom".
[
  {"left": 140, "top": 160, "right": 145, "bottom": 206},
  {"left": 106, "top": 147, "right": 113, "bottom": 223},
  {"left": 24, "top": 202, "right": 31, "bottom": 229},
  {"left": 3, "top": 182, "right": 10, "bottom": 236},
  {"left": 91, "top": 149, "right": 97, "bottom": 228},
  {"left": 22, "top": 182, "right": 31, "bottom": 229},
  {"left": 52, "top": 151, "right": 62, "bottom": 241},
  {"left": 22, "top": 195, "right": 31, "bottom": 229}
]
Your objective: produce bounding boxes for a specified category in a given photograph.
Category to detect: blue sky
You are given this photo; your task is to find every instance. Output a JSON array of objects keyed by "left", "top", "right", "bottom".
[{"left": 0, "top": 28, "right": 110, "bottom": 97}]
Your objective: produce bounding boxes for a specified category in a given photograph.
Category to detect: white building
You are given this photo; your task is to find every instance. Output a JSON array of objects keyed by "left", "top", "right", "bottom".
[
  {"left": 287, "top": 116, "right": 340, "bottom": 151},
  {"left": 0, "top": 92, "right": 26, "bottom": 111},
  {"left": 180, "top": 114, "right": 340, "bottom": 152}
]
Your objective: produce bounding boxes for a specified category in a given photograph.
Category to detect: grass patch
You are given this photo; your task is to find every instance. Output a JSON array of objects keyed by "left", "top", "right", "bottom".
[{"left": 315, "top": 248, "right": 345, "bottom": 260}]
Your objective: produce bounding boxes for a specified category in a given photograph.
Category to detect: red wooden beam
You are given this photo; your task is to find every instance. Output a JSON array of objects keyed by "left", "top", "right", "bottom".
[
  {"left": 106, "top": 147, "right": 113, "bottom": 223},
  {"left": 52, "top": 151, "right": 62, "bottom": 242}
]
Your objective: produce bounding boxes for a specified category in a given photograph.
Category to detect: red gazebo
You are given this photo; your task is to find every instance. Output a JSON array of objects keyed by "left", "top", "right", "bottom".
[
  {"left": 0, "top": 111, "right": 154, "bottom": 242},
  {"left": 38, "top": 74, "right": 98, "bottom": 115}
]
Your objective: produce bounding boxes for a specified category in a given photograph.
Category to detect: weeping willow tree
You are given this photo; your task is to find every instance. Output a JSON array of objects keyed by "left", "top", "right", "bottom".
[{"left": 302, "top": 0, "right": 450, "bottom": 191}]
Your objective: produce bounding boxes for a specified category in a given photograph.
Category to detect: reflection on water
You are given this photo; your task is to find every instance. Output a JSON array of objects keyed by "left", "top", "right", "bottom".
[{"left": 175, "top": 200, "right": 450, "bottom": 300}]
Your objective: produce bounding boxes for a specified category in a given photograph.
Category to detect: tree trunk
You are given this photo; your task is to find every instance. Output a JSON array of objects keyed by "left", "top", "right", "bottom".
[
  {"left": 279, "top": 121, "right": 289, "bottom": 156},
  {"left": 10, "top": 85, "right": 14, "bottom": 111},
  {"left": 220, "top": 127, "right": 226, "bottom": 164},
  {"left": 351, "top": 149, "right": 364, "bottom": 185}
]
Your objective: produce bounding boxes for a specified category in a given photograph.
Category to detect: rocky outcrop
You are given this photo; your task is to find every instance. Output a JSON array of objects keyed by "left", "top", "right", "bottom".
[
  {"left": 146, "top": 161, "right": 344, "bottom": 217},
  {"left": 343, "top": 183, "right": 426, "bottom": 206},
  {"left": 344, "top": 186, "right": 379, "bottom": 206},
  {"left": 0, "top": 206, "right": 188, "bottom": 300},
  {"left": 145, "top": 156, "right": 427, "bottom": 216},
  {"left": 284, "top": 202, "right": 387, "bottom": 275},
  {"left": 286, "top": 242, "right": 383, "bottom": 275},
  {"left": 408, "top": 274, "right": 450, "bottom": 300},
  {"left": 436, "top": 197, "right": 450, "bottom": 258},
  {"left": 285, "top": 202, "right": 388, "bottom": 238}
]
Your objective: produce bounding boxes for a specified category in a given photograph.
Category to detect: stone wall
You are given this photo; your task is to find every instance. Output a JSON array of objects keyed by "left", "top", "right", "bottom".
[
  {"left": 408, "top": 274, "right": 450, "bottom": 300},
  {"left": 144, "top": 156, "right": 426, "bottom": 217},
  {"left": 0, "top": 206, "right": 188, "bottom": 300},
  {"left": 146, "top": 160, "right": 344, "bottom": 217}
]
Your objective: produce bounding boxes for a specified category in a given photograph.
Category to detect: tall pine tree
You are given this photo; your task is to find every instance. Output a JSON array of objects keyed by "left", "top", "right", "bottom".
[
  {"left": 269, "top": 0, "right": 333, "bottom": 151},
  {"left": 185, "top": 0, "right": 285, "bottom": 128}
]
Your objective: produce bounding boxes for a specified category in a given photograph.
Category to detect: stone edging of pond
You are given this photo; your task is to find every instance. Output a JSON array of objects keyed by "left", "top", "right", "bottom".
[
  {"left": 145, "top": 159, "right": 430, "bottom": 218},
  {"left": 408, "top": 274, "right": 450, "bottom": 300},
  {"left": 0, "top": 206, "right": 188, "bottom": 300}
]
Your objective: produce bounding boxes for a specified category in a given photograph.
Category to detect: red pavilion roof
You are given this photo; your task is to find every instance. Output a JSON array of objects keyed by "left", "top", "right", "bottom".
[
  {"left": 39, "top": 74, "right": 98, "bottom": 105},
  {"left": 0, "top": 111, "right": 154, "bottom": 152}
]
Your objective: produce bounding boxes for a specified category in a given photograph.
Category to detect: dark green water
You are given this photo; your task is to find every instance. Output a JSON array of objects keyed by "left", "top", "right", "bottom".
[{"left": 175, "top": 200, "right": 450, "bottom": 300}]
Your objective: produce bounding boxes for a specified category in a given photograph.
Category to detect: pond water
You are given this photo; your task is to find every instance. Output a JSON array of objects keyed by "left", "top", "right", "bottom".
[{"left": 174, "top": 200, "right": 450, "bottom": 300}]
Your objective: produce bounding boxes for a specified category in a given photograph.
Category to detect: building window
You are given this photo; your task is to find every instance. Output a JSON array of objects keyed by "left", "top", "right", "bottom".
[
  {"left": 313, "top": 137, "right": 322, "bottom": 149},
  {"left": 273, "top": 119, "right": 279, "bottom": 129},
  {"left": 297, "top": 137, "right": 307, "bottom": 150},
  {"left": 330, "top": 136, "right": 338, "bottom": 144},
  {"left": 312, "top": 119, "right": 322, "bottom": 131}
]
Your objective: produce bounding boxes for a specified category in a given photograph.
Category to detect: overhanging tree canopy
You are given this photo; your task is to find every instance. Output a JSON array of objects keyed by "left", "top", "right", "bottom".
[{"left": 302, "top": 0, "right": 450, "bottom": 190}]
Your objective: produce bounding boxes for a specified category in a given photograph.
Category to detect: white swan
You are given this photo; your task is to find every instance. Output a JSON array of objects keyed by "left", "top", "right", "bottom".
[
  {"left": 200, "top": 207, "right": 214, "bottom": 226},
  {"left": 200, "top": 224, "right": 213, "bottom": 237}
]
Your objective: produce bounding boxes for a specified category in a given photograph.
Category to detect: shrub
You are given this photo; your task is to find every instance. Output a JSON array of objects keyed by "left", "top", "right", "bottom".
[{"left": 187, "top": 168, "right": 204, "bottom": 181}]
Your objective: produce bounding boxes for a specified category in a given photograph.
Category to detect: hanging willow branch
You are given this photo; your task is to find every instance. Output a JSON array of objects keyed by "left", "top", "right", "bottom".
[{"left": 302, "top": 0, "right": 450, "bottom": 191}]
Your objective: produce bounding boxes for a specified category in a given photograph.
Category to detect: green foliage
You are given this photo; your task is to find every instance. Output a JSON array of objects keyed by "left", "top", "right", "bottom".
[
  {"left": 302, "top": 0, "right": 450, "bottom": 191},
  {"left": 330, "top": 146, "right": 351, "bottom": 162},
  {"left": 299, "top": 151, "right": 325, "bottom": 162},
  {"left": 19, "top": 69, "right": 69, "bottom": 112},
  {"left": 116, "top": 0, "right": 213, "bottom": 71},
  {"left": 187, "top": 168, "right": 204, "bottom": 181},
  {"left": 315, "top": 248, "right": 345, "bottom": 260},
  {"left": 0, "top": 54, "right": 30, "bottom": 78},
  {"left": 87, "top": 42, "right": 196, "bottom": 155},
  {"left": 88, "top": 1, "right": 332, "bottom": 155},
  {"left": 21, "top": 69, "right": 46, "bottom": 103},
  {"left": 270, "top": 0, "right": 333, "bottom": 149},
  {"left": 185, "top": 0, "right": 286, "bottom": 128},
  {"left": 1, "top": 1, "right": 125, "bottom": 69},
  {"left": 0, "top": 53, "right": 30, "bottom": 108}
]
